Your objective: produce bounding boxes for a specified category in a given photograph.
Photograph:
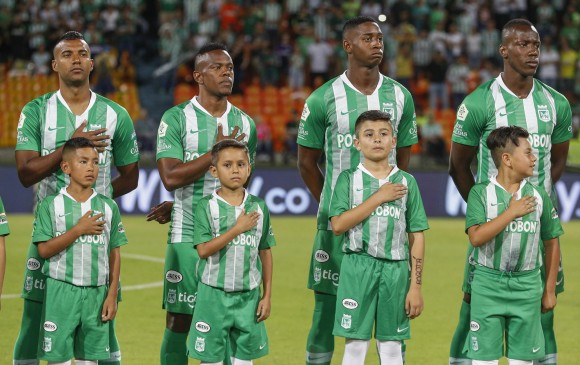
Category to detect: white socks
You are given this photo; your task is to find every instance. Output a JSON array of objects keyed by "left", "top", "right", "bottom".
[
  {"left": 508, "top": 360, "right": 533, "bottom": 365},
  {"left": 74, "top": 361, "right": 97, "bottom": 365},
  {"left": 47, "top": 361, "right": 72, "bottom": 365},
  {"left": 377, "top": 340, "right": 403, "bottom": 365},
  {"left": 200, "top": 360, "right": 252, "bottom": 365},
  {"left": 473, "top": 361, "right": 498, "bottom": 365},
  {"left": 342, "top": 339, "right": 370, "bottom": 365}
]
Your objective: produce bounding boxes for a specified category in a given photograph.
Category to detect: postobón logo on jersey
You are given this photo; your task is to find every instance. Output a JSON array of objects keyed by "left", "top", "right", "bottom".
[
  {"left": 314, "top": 250, "right": 329, "bottom": 263},
  {"left": 528, "top": 133, "right": 551, "bottom": 149},
  {"left": 195, "top": 321, "right": 211, "bottom": 333},
  {"left": 231, "top": 233, "right": 259, "bottom": 248},
  {"left": 27, "top": 258, "right": 41, "bottom": 271},
  {"left": 184, "top": 151, "right": 200, "bottom": 162},
  {"left": 504, "top": 220, "right": 538, "bottom": 233},
  {"left": 76, "top": 234, "right": 105, "bottom": 245},
  {"left": 44, "top": 321, "right": 58, "bottom": 332},
  {"left": 165, "top": 270, "right": 183, "bottom": 283},
  {"left": 336, "top": 133, "right": 354, "bottom": 148},
  {"left": 313, "top": 267, "right": 339, "bottom": 286},
  {"left": 470, "top": 321, "right": 480, "bottom": 332},
  {"left": 342, "top": 298, "right": 358, "bottom": 310}
]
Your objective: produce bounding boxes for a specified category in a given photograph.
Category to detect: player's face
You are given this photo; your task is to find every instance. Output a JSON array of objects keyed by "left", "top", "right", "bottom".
[
  {"left": 500, "top": 25, "right": 541, "bottom": 78},
  {"left": 61, "top": 147, "right": 99, "bottom": 188},
  {"left": 507, "top": 137, "right": 536, "bottom": 178},
  {"left": 210, "top": 147, "right": 251, "bottom": 191},
  {"left": 354, "top": 120, "right": 396, "bottom": 162},
  {"left": 194, "top": 50, "right": 234, "bottom": 98},
  {"left": 52, "top": 39, "right": 93, "bottom": 87},
  {"left": 344, "top": 22, "right": 384, "bottom": 68}
]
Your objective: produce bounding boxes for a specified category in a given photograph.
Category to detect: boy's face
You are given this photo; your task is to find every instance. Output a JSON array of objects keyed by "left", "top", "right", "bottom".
[
  {"left": 354, "top": 119, "right": 396, "bottom": 162},
  {"left": 210, "top": 147, "right": 251, "bottom": 190},
  {"left": 506, "top": 137, "right": 536, "bottom": 178},
  {"left": 61, "top": 147, "right": 99, "bottom": 188}
]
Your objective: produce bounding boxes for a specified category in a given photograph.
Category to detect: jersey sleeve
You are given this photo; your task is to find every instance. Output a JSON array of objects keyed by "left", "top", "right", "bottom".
[
  {"left": 156, "top": 109, "right": 185, "bottom": 161},
  {"left": 539, "top": 189, "right": 564, "bottom": 241},
  {"left": 395, "top": 87, "right": 418, "bottom": 148},
  {"left": 451, "top": 91, "right": 488, "bottom": 147},
  {"left": 247, "top": 117, "right": 257, "bottom": 168},
  {"left": 112, "top": 107, "right": 140, "bottom": 166},
  {"left": 296, "top": 90, "right": 327, "bottom": 149},
  {"left": 109, "top": 201, "right": 128, "bottom": 249},
  {"left": 15, "top": 100, "right": 42, "bottom": 152},
  {"left": 258, "top": 202, "right": 276, "bottom": 250},
  {"left": 404, "top": 175, "right": 429, "bottom": 232},
  {"left": 193, "top": 199, "right": 213, "bottom": 246},
  {"left": 0, "top": 197, "right": 10, "bottom": 236},
  {"left": 32, "top": 199, "right": 54, "bottom": 244},
  {"left": 465, "top": 185, "right": 487, "bottom": 232},
  {"left": 329, "top": 171, "right": 351, "bottom": 219},
  {"left": 551, "top": 93, "right": 573, "bottom": 145}
]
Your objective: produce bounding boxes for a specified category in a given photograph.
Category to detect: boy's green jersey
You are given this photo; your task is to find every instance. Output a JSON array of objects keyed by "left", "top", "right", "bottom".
[
  {"left": 193, "top": 191, "right": 275, "bottom": 292},
  {"left": 0, "top": 196, "right": 10, "bottom": 236},
  {"left": 297, "top": 72, "right": 418, "bottom": 230},
  {"left": 15, "top": 91, "right": 140, "bottom": 202},
  {"left": 466, "top": 178, "right": 563, "bottom": 272},
  {"left": 329, "top": 164, "right": 429, "bottom": 260},
  {"left": 156, "top": 98, "right": 257, "bottom": 245},
  {"left": 451, "top": 76, "right": 572, "bottom": 194},
  {"left": 32, "top": 189, "right": 128, "bottom": 286}
]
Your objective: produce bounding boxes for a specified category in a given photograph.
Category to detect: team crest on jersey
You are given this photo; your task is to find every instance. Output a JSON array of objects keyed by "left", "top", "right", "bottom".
[
  {"left": 341, "top": 314, "right": 352, "bottom": 329},
  {"left": 43, "top": 337, "right": 52, "bottom": 352},
  {"left": 457, "top": 104, "right": 469, "bottom": 121},
  {"left": 537, "top": 105, "right": 551, "bottom": 122},
  {"left": 382, "top": 107, "right": 395, "bottom": 120},
  {"left": 551, "top": 207, "right": 559, "bottom": 219},
  {"left": 471, "top": 336, "right": 479, "bottom": 351},
  {"left": 195, "top": 337, "right": 205, "bottom": 352},
  {"left": 314, "top": 267, "right": 322, "bottom": 282},
  {"left": 167, "top": 289, "right": 176, "bottom": 304}
]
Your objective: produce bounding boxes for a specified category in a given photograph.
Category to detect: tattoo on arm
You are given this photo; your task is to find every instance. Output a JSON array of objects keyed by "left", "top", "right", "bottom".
[{"left": 413, "top": 255, "right": 423, "bottom": 285}]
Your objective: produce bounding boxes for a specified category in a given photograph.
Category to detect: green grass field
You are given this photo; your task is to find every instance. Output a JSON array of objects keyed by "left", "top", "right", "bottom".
[{"left": 2, "top": 216, "right": 579, "bottom": 364}]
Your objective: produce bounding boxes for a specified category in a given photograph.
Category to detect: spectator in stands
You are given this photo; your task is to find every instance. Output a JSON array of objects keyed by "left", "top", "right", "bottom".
[
  {"left": 480, "top": 20, "right": 501, "bottom": 65},
  {"left": 539, "top": 36, "right": 559, "bottom": 89},
  {"left": 421, "top": 112, "right": 447, "bottom": 164},
  {"left": 289, "top": 45, "right": 305, "bottom": 90},
  {"left": 395, "top": 42, "right": 414, "bottom": 91},
  {"left": 445, "top": 22, "right": 465, "bottom": 61},
  {"left": 428, "top": 50, "right": 449, "bottom": 111},
  {"left": 413, "top": 28, "right": 432, "bottom": 75},
  {"left": 255, "top": 115, "right": 273, "bottom": 163},
  {"left": 134, "top": 107, "right": 157, "bottom": 153},
  {"left": 466, "top": 25, "right": 482, "bottom": 68},
  {"left": 429, "top": 20, "right": 448, "bottom": 55},
  {"left": 446, "top": 53, "right": 469, "bottom": 110},
  {"left": 306, "top": 35, "right": 334, "bottom": 88},
  {"left": 559, "top": 37, "right": 577, "bottom": 99},
  {"left": 31, "top": 43, "right": 51, "bottom": 75}
]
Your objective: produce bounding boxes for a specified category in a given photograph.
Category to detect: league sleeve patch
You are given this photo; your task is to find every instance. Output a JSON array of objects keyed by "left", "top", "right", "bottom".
[
  {"left": 18, "top": 113, "right": 25, "bottom": 129},
  {"left": 158, "top": 121, "right": 168, "bottom": 137},
  {"left": 118, "top": 222, "right": 125, "bottom": 233},
  {"left": 457, "top": 104, "right": 469, "bottom": 121},
  {"left": 301, "top": 104, "right": 310, "bottom": 121},
  {"left": 551, "top": 207, "right": 559, "bottom": 219}
]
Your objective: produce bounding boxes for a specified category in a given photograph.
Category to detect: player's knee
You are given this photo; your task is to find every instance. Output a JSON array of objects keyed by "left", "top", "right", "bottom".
[
  {"left": 472, "top": 361, "right": 498, "bottom": 365},
  {"left": 345, "top": 339, "right": 370, "bottom": 357},
  {"left": 507, "top": 360, "right": 533, "bottom": 365},
  {"left": 166, "top": 312, "right": 193, "bottom": 333},
  {"left": 377, "top": 340, "right": 402, "bottom": 358}
]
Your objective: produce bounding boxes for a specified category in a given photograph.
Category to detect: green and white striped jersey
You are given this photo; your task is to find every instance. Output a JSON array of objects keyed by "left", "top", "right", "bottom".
[
  {"left": 32, "top": 188, "right": 128, "bottom": 286},
  {"left": 452, "top": 75, "right": 572, "bottom": 195},
  {"left": 466, "top": 178, "right": 563, "bottom": 272},
  {"left": 297, "top": 72, "right": 418, "bottom": 230},
  {"left": 193, "top": 190, "right": 275, "bottom": 292},
  {"left": 156, "top": 97, "right": 257, "bottom": 244},
  {"left": 0, "top": 196, "right": 10, "bottom": 236},
  {"left": 15, "top": 91, "right": 140, "bottom": 203},
  {"left": 329, "top": 164, "right": 429, "bottom": 260}
]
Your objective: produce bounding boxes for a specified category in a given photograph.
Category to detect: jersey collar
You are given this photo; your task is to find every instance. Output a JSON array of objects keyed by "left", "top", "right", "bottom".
[
  {"left": 496, "top": 73, "right": 535, "bottom": 100},
  {"left": 340, "top": 71, "right": 384, "bottom": 95},
  {"left": 56, "top": 90, "right": 97, "bottom": 118},
  {"left": 191, "top": 96, "right": 232, "bottom": 118},
  {"left": 490, "top": 175, "right": 528, "bottom": 198},
  {"left": 358, "top": 162, "right": 399, "bottom": 182},
  {"left": 60, "top": 187, "right": 97, "bottom": 203},
  {"left": 212, "top": 188, "right": 249, "bottom": 207}
]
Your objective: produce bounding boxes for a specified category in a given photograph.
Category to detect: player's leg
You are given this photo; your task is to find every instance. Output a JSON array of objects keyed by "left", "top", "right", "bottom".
[
  {"left": 74, "top": 361, "right": 98, "bottom": 365},
  {"left": 160, "top": 243, "right": 198, "bottom": 365},
  {"left": 534, "top": 310, "right": 557, "bottom": 365},
  {"left": 472, "top": 361, "right": 498, "bottom": 365},
  {"left": 306, "top": 230, "right": 343, "bottom": 365},
  {"left": 98, "top": 318, "right": 121, "bottom": 364},
  {"left": 376, "top": 341, "right": 403, "bottom": 365},
  {"left": 450, "top": 247, "right": 475, "bottom": 365},
  {"left": 507, "top": 360, "right": 533, "bottom": 365},
  {"left": 342, "top": 340, "right": 370, "bottom": 364},
  {"left": 46, "top": 361, "right": 72, "bottom": 365}
]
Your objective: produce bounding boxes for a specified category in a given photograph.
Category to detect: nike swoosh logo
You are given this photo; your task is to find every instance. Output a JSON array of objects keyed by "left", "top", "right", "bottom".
[
  {"left": 490, "top": 202, "right": 504, "bottom": 206},
  {"left": 340, "top": 109, "right": 357, "bottom": 115},
  {"left": 213, "top": 216, "right": 228, "bottom": 220},
  {"left": 498, "top": 111, "right": 515, "bottom": 117},
  {"left": 58, "top": 213, "right": 71, "bottom": 217},
  {"left": 532, "top": 347, "right": 541, "bottom": 353},
  {"left": 190, "top": 129, "right": 206, "bottom": 134},
  {"left": 48, "top": 126, "right": 64, "bottom": 132},
  {"left": 307, "top": 354, "right": 328, "bottom": 361},
  {"left": 397, "top": 327, "right": 408, "bottom": 333},
  {"left": 106, "top": 346, "right": 110, "bottom": 351},
  {"left": 259, "top": 343, "right": 267, "bottom": 350},
  {"left": 556, "top": 277, "right": 563, "bottom": 286}
]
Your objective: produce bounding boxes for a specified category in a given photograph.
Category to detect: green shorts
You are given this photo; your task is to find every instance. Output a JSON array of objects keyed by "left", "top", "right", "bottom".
[
  {"left": 187, "top": 283, "right": 268, "bottom": 362},
  {"left": 307, "top": 230, "right": 344, "bottom": 295},
  {"left": 469, "top": 266, "right": 544, "bottom": 361},
  {"left": 162, "top": 242, "right": 199, "bottom": 314},
  {"left": 38, "top": 278, "right": 110, "bottom": 362},
  {"left": 21, "top": 242, "right": 46, "bottom": 302},
  {"left": 333, "top": 254, "right": 410, "bottom": 341}
]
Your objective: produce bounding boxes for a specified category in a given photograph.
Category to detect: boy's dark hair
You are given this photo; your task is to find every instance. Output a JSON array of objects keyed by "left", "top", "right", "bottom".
[
  {"left": 211, "top": 139, "right": 249, "bottom": 165},
  {"left": 343, "top": 16, "right": 377, "bottom": 38},
  {"left": 486, "top": 126, "right": 530, "bottom": 168},
  {"left": 501, "top": 18, "right": 535, "bottom": 43},
  {"left": 194, "top": 42, "right": 228, "bottom": 69},
  {"left": 354, "top": 110, "right": 392, "bottom": 137},
  {"left": 62, "top": 137, "right": 97, "bottom": 159}
]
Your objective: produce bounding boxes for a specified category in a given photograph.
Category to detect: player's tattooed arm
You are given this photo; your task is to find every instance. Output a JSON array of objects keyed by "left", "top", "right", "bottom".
[{"left": 406, "top": 231, "right": 424, "bottom": 319}]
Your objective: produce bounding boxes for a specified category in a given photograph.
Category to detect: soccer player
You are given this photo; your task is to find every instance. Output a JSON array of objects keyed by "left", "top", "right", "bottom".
[
  {"left": 14, "top": 31, "right": 139, "bottom": 365},
  {"left": 297, "top": 16, "right": 418, "bottom": 365},
  {"left": 0, "top": 195, "right": 10, "bottom": 311},
  {"left": 156, "top": 42, "right": 257, "bottom": 365},
  {"left": 33, "top": 137, "right": 128, "bottom": 364},
  {"left": 188, "top": 139, "right": 274, "bottom": 364},
  {"left": 448, "top": 19, "right": 572, "bottom": 365},
  {"left": 466, "top": 126, "right": 562, "bottom": 365},
  {"left": 329, "top": 111, "right": 427, "bottom": 365}
]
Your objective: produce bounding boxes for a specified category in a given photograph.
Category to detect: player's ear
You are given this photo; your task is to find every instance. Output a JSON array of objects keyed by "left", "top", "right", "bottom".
[
  {"left": 52, "top": 59, "right": 57, "bottom": 72},
  {"left": 343, "top": 39, "right": 352, "bottom": 54},
  {"left": 61, "top": 160, "right": 71, "bottom": 175},
  {"left": 499, "top": 44, "right": 507, "bottom": 59},
  {"left": 501, "top": 152, "right": 511, "bottom": 167},
  {"left": 353, "top": 136, "right": 361, "bottom": 151},
  {"left": 209, "top": 165, "right": 218, "bottom": 178},
  {"left": 193, "top": 70, "right": 203, "bottom": 85}
]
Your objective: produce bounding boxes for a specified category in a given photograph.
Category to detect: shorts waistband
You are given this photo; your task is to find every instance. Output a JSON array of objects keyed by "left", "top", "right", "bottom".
[{"left": 474, "top": 265, "right": 540, "bottom": 277}]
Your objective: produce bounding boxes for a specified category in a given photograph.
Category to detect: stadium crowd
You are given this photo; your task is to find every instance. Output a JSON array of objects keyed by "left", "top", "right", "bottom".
[{"left": 1, "top": 0, "right": 579, "bottom": 164}]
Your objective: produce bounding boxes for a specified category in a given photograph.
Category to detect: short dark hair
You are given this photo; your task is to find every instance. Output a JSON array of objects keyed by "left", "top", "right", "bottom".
[
  {"left": 486, "top": 126, "right": 530, "bottom": 168},
  {"left": 58, "top": 31, "right": 85, "bottom": 42},
  {"left": 211, "top": 139, "right": 249, "bottom": 165},
  {"left": 194, "top": 42, "right": 228, "bottom": 69},
  {"left": 354, "top": 110, "right": 392, "bottom": 137},
  {"left": 343, "top": 16, "right": 377, "bottom": 38},
  {"left": 501, "top": 18, "right": 535, "bottom": 43},
  {"left": 62, "top": 137, "right": 97, "bottom": 159}
]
